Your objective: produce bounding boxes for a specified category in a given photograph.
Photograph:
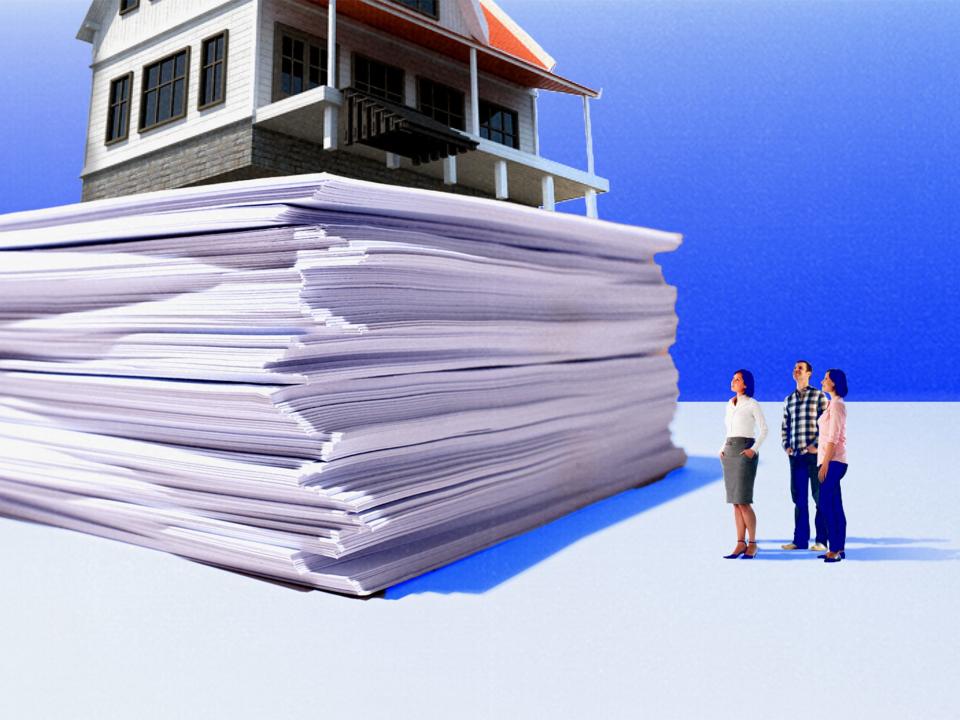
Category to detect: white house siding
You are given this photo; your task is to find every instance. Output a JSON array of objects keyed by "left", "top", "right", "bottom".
[
  {"left": 83, "top": 2, "right": 257, "bottom": 176},
  {"left": 471, "top": 70, "right": 535, "bottom": 154},
  {"left": 94, "top": 0, "right": 249, "bottom": 62},
  {"left": 435, "top": 0, "right": 482, "bottom": 37},
  {"left": 256, "top": 0, "right": 340, "bottom": 107},
  {"left": 258, "top": 0, "right": 534, "bottom": 152}
]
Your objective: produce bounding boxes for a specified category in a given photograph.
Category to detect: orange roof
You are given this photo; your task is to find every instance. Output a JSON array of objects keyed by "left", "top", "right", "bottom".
[
  {"left": 480, "top": 3, "right": 549, "bottom": 70},
  {"left": 302, "top": 0, "right": 597, "bottom": 96}
]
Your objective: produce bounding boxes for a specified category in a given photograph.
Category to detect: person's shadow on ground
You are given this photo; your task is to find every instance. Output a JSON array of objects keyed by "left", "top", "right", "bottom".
[{"left": 758, "top": 536, "right": 958, "bottom": 562}]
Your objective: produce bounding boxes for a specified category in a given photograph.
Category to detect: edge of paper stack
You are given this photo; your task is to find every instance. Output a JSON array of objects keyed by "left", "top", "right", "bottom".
[{"left": 0, "top": 174, "right": 686, "bottom": 596}]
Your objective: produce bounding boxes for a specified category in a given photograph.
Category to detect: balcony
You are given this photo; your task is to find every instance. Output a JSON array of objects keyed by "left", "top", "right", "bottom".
[
  {"left": 252, "top": 0, "right": 608, "bottom": 216},
  {"left": 343, "top": 88, "right": 478, "bottom": 164}
]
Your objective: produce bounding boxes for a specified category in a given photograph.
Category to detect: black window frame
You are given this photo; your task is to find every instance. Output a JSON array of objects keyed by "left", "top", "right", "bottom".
[
  {"left": 416, "top": 77, "right": 465, "bottom": 131},
  {"left": 387, "top": 0, "right": 438, "bottom": 19},
  {"left": 353, "top": 54, "right": 405, "bottom": 105},
  {"left": 139, "top": 47, "right": 191, "bottom": 133},
  {"left": 272, "top": 24, "right": 329, "bottom": 102},
  {"left": 105, "top": 72, "right": 134, "bottom": 146},
  {"left": 198, "top": 30, "right": 229, "bottom": 111},
  {"left": 119, "top": 0, "right": 140, "bottom": 16},
  {"left": 478, "top": 99, "right": 520, "bottom": 150}
]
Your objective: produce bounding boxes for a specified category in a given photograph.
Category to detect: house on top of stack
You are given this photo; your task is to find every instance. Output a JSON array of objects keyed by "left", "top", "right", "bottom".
[{"left": 77, "top": 0, "right": 607, "bottom": 215}]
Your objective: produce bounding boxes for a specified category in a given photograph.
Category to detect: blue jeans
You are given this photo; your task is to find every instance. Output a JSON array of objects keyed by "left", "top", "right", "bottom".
[
  {"left": 790, "top": 452, "right": 827, "bottom": 547},
  {"left": 819, "top": 461, "right": 848, "bottom": 552}
]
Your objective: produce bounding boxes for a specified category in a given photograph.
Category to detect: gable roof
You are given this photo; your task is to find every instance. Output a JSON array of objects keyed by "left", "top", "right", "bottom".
[
  {"left": 456, "top": 0, "right": 490, "bottom": 44},
  {"left": 77, "top": 0, "right": 110, "bottom": 43},
  {"left": 77, "top": 0, "right": 596, "bottom": 96},
  {"left": 317, "top": 0, "right": 595, "bottom": 96},
  {"left": 478, "top": 0, "right": 555, "bottom": 71}
]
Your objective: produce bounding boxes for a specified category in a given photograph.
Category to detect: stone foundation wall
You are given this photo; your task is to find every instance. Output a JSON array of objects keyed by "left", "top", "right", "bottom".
[
  {"left": 249, "top": 128, "right": 494, "bottom": 201},
  {"left": 82, "top": 122, "right": 502, "bottom": 204},
  {"left": 81, "top": 121, "right": 254, "bottom": 201}
]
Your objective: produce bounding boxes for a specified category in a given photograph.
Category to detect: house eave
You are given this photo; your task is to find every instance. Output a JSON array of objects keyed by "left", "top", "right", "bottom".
[
  {"left": 77, "top": 0, "right": 109, "bottom": 43},
  {"left": 303, "top": 0, "right": 599, "bottom": 97}
]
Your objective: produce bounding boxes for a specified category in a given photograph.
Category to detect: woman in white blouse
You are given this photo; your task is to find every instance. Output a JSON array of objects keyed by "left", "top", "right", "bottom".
[{"left": 721, "top": 369, "right": 768, "bottom": 559}]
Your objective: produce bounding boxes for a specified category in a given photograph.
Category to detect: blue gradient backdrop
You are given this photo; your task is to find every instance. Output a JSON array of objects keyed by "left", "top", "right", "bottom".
[{"left": 1, "top": 0, "right": 957, "bottom": 400}]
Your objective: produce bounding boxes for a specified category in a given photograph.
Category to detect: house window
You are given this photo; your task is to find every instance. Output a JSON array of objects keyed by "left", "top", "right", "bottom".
[
  {"left": 354, "top": 55, "right": 404, "bottom": 105},
  {"left": 479, "top": 100, "right": 519, "bottom": 149},
  {"left": 388, "top": 0, "right": 438, "bottom": 18},
  {"left": 119, "top": 0, "right": 139, "bottom": 15},
  {"left": 199, "top": 31, "right": 228, "bottom": 109},
  {"left": 140, "top": 48, "right": 190, "bottom": 131},
  {"left": 417, "top": 77, "right": 464, "bottom": 130},
  {"left": 105, "top": 72, "right": 133, "bottom": 145},
  {"left": 273, "top": 26, "right": 327, "bottom": 101}
]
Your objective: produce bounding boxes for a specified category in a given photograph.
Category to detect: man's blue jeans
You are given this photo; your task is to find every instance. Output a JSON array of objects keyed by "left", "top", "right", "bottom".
[{"left": 790, "top": 452, "right": 827, "bottom": 547}]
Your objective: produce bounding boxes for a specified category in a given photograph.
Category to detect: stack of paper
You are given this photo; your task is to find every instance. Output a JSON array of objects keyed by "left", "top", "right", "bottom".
[{"left": 0, "top": 174, "right": 685, "bottom": 595}]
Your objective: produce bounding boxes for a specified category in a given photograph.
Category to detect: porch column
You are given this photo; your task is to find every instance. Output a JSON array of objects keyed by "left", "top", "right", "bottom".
[
  {"left": 530, "top": 89, "right": 540, "bottom": 156},
  {"left": 494, "top": 160, "right": 508, "bottom": 200},
  {"left": 582, "top": 95, "right": 595, "bottom": 175},
  {"left": 469, "top": 47, "right": 480, "bottom": 136},
  {"left": 585, "top": 189, "right": 598, "bottom": 219},
  {"left": 541, "top": 175, "right": 555, "bottom": 211},
  {"left": 323, "top": 0, "right": 339, "bottom": 150},
  {"left": 327, "top": 0, "right": 337, "bottom": 87},
  {"left": 443, "top": 156, "right": 458, "bottom": 185}
]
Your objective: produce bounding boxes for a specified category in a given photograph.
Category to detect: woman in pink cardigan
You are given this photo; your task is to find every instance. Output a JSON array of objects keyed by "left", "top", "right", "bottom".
[{"left": 817, "top": 369, "right": 848, "bottom": 563}]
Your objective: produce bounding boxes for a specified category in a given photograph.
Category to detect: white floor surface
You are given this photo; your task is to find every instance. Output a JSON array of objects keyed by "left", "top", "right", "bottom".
[{"left": 1, "top": 402, "right": 957, "bottom": 719}]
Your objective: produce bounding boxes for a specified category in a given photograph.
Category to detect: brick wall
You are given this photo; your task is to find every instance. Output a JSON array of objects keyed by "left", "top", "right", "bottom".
[
  {"left": 82, "top": 120, "right": 254, "bottom": 201},
  {"left": 82, "top": 122, "right": 509, "bottom": 204},
  {"left": 250, "top": 127, "right": 494, "bottom": 200}
]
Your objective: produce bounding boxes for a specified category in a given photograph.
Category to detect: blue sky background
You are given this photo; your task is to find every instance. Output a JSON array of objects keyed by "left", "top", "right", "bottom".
[{"left": 1, "top": 0, "right": 957, "bottom": 400}]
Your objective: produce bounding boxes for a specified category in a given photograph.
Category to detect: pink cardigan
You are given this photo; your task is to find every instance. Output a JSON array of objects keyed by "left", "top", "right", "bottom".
[{"left": 817, "top": 397, "right": 847, "bottom": 465}]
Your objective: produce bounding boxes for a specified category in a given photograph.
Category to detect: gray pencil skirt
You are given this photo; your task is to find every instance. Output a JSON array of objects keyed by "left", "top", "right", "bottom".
[{"left": 722, "top": 437, "right": 758, "bottom": 504}]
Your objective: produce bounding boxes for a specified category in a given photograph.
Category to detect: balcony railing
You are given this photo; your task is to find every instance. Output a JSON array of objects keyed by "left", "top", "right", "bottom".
[{"left": 343, "top": 88, "right": 478, "bottom": 165}]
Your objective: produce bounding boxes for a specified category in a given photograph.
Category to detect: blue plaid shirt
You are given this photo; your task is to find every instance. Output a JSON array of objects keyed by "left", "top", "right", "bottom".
[{"left": 781, "top": 386, "right": 828, "bottom": 451}]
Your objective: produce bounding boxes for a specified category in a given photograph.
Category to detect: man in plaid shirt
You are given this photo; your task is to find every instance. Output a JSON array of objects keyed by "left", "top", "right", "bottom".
[{"left": 780, "top": 360, "right": 829, "bottom": 551}]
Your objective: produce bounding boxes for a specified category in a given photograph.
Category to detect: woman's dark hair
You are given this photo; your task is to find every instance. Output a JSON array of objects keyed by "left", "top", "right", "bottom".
[
  {"left": 827, "top": 369, "right": 848, "bottom": 398},
  {"left": 735, "top": 369, "right": 755, "bottom": 398}
]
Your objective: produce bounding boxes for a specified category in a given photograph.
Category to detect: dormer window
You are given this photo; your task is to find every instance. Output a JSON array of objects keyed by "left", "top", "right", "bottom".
[
  {"left": 119, "top": 0, "right": 139, "bottom": 15},
  {"left": 388, "top": 0, "right": 438, "bottom": 19}
]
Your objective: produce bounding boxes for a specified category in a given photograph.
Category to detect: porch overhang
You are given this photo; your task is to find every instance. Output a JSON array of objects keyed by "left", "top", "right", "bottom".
[{"left": 302, "top": 0, "right": 599, "bottom": 97}]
